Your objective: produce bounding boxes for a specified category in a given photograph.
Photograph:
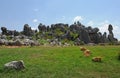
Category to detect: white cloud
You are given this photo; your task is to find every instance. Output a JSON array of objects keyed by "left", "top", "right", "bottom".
[
  {"left": 87, "top": 21, "right": 94, "bottom": 26},
  {"left": 31, "top": 27, "right": 37, "bottom": 30},
  {"left": 33, "top": 19, "right": 38, "bottom": 23},
  {"left": 98, "top": 23, "right": 109, "bottom": 34},
  {"left": 113, "top": 25, "right": 120, "bottom": 39},
  {"left": 73, "top": 16, "right": 83, "bottom": 22},
  {"left": 98, "top": 20, "right": 120, "bottom": 40},
  {"left": 98, "top": 20, "right": 110, "bottom": 34}
]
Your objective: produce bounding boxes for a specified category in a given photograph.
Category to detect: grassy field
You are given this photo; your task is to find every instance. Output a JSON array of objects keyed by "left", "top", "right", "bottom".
[{"left": 0, "top": 45, "right": 120, "bottom": 78}]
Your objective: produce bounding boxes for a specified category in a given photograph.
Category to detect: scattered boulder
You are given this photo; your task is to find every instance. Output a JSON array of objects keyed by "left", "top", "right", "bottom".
[
  {"left": 80, "top": 47, "right": 91, "bottom": 56},
  {"left": 4, "top": 60, "right": 25, "bottom": 70},
  {"left": 80, "top": 47, "right": 87, "bottom": 52},
  {"left": 92, "top": 57, "right": 102, "bottom": 62},
  {"left": 84, "top": 50, "right": 91, "bottom": 57}
]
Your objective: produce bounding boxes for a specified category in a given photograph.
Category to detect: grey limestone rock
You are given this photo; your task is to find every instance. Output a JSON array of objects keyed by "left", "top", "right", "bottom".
[{"left": 4, "top": 60, "right": 25, "bottom": 70}]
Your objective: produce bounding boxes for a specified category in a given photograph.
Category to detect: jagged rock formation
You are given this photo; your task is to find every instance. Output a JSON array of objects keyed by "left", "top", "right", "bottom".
[
  {"left": 23, "top": 24, "right": 36, "bottom": 36},
  {"left": 108, "top": 24, "right": 118, "bottom": 42},
  {"left": 0, "top": 21, "right": 118, "bottom": 46},
  {"left": 1, "top": 27, "right": 19, "bottom": 36}
]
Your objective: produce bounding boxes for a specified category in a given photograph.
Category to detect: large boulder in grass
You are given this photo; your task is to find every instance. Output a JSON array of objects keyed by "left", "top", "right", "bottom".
[{"left": 4, "top": 60, "right": 25, "bottom": 70}]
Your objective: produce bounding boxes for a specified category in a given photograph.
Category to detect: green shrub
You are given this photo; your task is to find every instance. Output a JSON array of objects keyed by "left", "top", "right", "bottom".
[
  {"left": 38, "top": 39, "right": 48, "bottom": 45},
  {"left": 118, "top": 52, "right": 120, "bottom": 60}
]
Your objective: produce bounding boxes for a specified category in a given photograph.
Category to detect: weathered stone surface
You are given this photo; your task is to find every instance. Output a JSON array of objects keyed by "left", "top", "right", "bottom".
[
  {"left": 0, "top": 39, "right": 8, "bottom": 45},
  {"left": 23, "top": 24, "right": 34, "bottom": 36},
  {"left": 1, "top": 27, "right": 20, "bottom": 36},
  {"left": 49, "top": 39, "right": 61, "bottom": 46},
  {"left": 4, "top": 60, "right": 25, "bottom": 70},
  {"left": 74, "top": 38, "right": 84, "bottom": 45},
  {"left": 23, "top": 39, "right": 39, "bottom": 46},
  {"left": 38, "top": 23, "right": 47, "bottom": 32},
  {"left": 108, "top": 24, "right": 118, "bottom": 42},
  {"left": 80, "top": 28, "right": 91, "bottom": 44},
  {"left": 1, "top": 27, "right": 7, "bottom": 35},
  {"left": 14, "top": 39, "right": 24, "bottom": 46},
  {"left": 1, "top": 35, "right": 7, "bottom": 39},
  {"left": 102, "top": 32, "right": 108, "bottom": 43},
  {"left": 108, "top": 24, "right": 113, "bottom": 36},
  {"left": 87, "top": 27, "right": 100, "bottom": 44}
]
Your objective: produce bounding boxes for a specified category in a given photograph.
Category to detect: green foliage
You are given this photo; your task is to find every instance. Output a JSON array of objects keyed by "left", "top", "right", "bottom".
[
  {"left": 80, "top": 41, "right": 85, "bottom": 45},
  {"left": 45, "top": 32, "right": 53, "bottom": 39},
  {"left": 54, "top": 28, "right": 64, "bottom": 37},
  {"left": 70, "top": 31, "right": 78, "bottom": 40},
  {"left": 38, "top": 39, "right": 48, "bottom": 45},
  {"left": 61, "top": 38, "right": 68, "bottom": 44},
  {"left": 0, "top": 46, "right": 120, "bottom": 78},
  {"left": 6, "top": 36, "right": 12, "bottom": 40},
  {"left": 118, "top": 52, "right": 120, "bottom": 60},
  {"left": 108, "top": 42, "right": 114, "bottom": 45},
  {"left": 108, "top": 42, "right": 119, "bottom": 45}
]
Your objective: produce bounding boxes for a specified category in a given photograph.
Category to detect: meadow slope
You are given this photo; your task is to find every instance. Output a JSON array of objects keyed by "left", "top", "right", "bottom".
[{"left": 0, "top": 46, "right": 120, "bottom": 78}]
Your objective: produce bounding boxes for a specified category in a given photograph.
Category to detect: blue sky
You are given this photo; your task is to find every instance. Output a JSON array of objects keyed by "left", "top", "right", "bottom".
[{"left": 0, "top": 0, "right": 120, "bottom": 40}]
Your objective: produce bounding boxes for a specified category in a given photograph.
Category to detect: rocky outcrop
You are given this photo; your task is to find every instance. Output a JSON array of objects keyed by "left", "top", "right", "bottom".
[
  {"left": 0, "top": 22, "right": 118, "bottom": 45},
  {"left": 23, "top": 24, "right": 35, "bottom": 36},
  {"left": 1, "top": 27, "right": 20, "bottom": 36}
]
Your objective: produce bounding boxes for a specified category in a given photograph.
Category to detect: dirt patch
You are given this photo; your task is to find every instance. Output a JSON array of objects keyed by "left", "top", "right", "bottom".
[{"left": 6, "top": 46, "right": 21, "bottom": 48}]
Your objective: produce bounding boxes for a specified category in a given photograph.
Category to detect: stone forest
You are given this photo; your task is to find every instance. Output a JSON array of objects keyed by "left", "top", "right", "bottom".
[{"left": 0, "top": 21, "right": 119, "bottom": 46}]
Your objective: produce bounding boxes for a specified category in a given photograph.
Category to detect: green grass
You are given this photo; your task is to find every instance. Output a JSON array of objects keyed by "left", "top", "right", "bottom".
[{"left": 0, "top": 46, "right": 120, "bottom": 78}]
